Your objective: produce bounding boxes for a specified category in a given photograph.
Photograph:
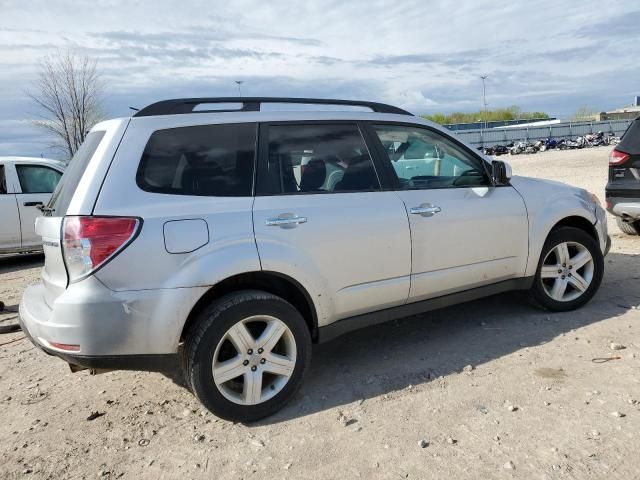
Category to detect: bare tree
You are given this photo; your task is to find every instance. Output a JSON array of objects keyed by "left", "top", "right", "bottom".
[
  {"left": 27, "top": 50, "right": 105, "bottom": 161},
  {"left": 570, "top": 106, "right": 596, "bottom": 122}
]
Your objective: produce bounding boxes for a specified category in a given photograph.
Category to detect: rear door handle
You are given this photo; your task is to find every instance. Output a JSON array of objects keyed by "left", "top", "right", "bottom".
[
  {"left": 410, "top": 205, "right": 441, "bottom": 216},
  {"left": 23, "top": 201, "right": 44, "bottom": 207},
  {"left": 265, "top": 214, "right": 308, "bottom": 227}
]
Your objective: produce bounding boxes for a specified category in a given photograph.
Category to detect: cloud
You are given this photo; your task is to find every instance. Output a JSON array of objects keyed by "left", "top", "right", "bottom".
[{"left": 0, "top": 0, "right": 639, "bottom": 157}]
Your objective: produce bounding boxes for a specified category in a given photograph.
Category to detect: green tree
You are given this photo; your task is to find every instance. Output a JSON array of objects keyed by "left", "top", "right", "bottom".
[{"left": 422, "top": 105, "right": 550, "bottom": 125}]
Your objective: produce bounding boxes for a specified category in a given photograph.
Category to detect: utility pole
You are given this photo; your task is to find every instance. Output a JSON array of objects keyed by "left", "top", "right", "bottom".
[
  {"left": 235, "top": 80, "right": 244, "bottom": 97},
  {"left": 480, "top": 75, "right": 489, "bottom": 131}
]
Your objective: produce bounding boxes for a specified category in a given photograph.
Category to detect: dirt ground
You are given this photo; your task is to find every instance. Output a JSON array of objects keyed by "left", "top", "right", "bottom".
[{"left": 1, "top": 146, "right": 638, "bottom": 480}]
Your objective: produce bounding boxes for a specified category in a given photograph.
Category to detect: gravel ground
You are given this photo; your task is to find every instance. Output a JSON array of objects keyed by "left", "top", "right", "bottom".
[{"left": 1, "top": 146, "right": 639, "bottom": 480}]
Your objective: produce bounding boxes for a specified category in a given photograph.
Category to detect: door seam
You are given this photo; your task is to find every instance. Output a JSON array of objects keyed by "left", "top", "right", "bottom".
[
  {"left": 393, "top": 190, "right": 413, "bottom": 305},
  {"left": 251, "top": 195, "right": 263, "bottom": 270}
]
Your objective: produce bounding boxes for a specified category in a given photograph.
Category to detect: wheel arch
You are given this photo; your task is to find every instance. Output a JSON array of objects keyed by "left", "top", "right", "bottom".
[
  {"left": 180, "top": 271, "right": 319, "bottom": 343},
  {"left": 526, "top": 212, "right": 599, "bottom": 277},
  {"left": 549, "top": 215, "right": 598, "bottom": 242}
]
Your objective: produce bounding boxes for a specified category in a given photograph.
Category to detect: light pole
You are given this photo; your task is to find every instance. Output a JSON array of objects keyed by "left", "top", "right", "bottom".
[
  {"left": 480, "top": 75, "right": 488, "bottom": 131},
  {"left": 479, "top": 75, "right": 489, "bottom": 148},
  {"left": 235, "top": 80, "right": 244, "bottom": 97}
]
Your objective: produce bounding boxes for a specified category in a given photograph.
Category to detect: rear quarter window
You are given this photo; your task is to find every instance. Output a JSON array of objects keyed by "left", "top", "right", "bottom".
[{"left": 136, "top": 123, "right": 257, "bottom": 197}]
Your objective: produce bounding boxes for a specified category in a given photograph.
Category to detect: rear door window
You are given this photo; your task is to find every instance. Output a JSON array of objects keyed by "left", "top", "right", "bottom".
[
  {"left": 48, "top": 131, "right": 105, "bottom": 214},
  {"left": 137, "top": 123, "right": 257, "bottom": 197},
  {"left": 258, "top": 123, "right": 380, "bottom": 194},
  {"left": 16, "top": 165, "right": 62, "bottom": 193}
]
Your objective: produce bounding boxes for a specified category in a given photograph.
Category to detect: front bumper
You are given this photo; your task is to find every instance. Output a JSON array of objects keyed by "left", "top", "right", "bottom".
[{"left": 593, "top": 204, "right": 610, "bottom": 256}]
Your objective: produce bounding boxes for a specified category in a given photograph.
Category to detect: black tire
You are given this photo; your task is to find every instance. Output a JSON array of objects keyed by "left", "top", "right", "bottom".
[
  {"left": 184, "top": 290, "right": 311, "bottom": 423},
  {"left": 616, "top": 217, "right": 640, "bottom": 236},
  {"left": 0, "top": 323, "right": 21, "bottom": 334},
  {"left": 0, "top": 315, "right": 21, "bottom": 334},
  {"left": 531, "top": 227, "right": 604, "bottom": 312}
]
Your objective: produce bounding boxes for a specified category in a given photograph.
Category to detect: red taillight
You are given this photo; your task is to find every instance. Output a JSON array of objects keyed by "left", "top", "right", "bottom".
[
  {"left": 609, "top": 149, "right": 630, "bottom": 165},
  {"left": 63, "top": 216, "right": 140, "bottom": 282}
]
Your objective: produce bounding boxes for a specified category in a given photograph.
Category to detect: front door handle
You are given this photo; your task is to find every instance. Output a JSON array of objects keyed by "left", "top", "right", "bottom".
[
  {"left": 410, "top": 204, "right": 441, "bottom": 216},
  {"left": 265, "top": 214, "right": 308, "bottom": 228},
  {"left": 23, "top": 201, "right": 44, "bottom": 207}
]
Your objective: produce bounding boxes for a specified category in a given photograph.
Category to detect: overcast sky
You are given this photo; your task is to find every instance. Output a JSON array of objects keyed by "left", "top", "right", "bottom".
[{"left": 1, "top": 0, "right": 639, "bottom": 158}]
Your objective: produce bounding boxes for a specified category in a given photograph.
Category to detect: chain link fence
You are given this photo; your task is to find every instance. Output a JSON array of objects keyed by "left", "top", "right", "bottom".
[{"left": 453, "top": 119, "right": 634, "bottom": 147}]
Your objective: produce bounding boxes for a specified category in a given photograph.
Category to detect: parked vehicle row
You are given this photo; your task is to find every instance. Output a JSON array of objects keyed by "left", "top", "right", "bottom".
[
  {"left": 480, "top": 131, "right": 620, "bottom": 156},
  {"left": 0, "top": 157, "right": 64, "bottom": 254},
  {"left": 19, "top": 97, "right": 609, "bottom": 421}
]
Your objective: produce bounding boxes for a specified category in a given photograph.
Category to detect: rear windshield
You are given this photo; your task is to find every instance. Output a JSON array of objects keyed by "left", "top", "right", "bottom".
[
  {"left": 136, "top": 123, "right": 257, "bottom": 197},
  {"left": 48, "top": 131, "right": 105, "bottom": 214}
]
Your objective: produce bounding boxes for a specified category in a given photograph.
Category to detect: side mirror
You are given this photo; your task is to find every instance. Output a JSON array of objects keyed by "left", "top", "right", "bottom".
[{"left": 491, "top": 160, "right": 512, "bottom": 184}]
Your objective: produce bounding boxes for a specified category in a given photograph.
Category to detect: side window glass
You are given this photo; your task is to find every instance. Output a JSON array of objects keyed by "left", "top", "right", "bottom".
[
  {"left": 373, "top": 125, "right": 489, "bottom": 189},
  {"left": 0, "top": 165, "right": 6, "bottom": 194},
  {"left": 137, "top": 123, "right": 257, "bottom": 197},
  {"left": 264, "top": 124, "right": 380, "bottom": 194},
  {"left": 16, "top": 165, "right": 62, "bottom": 194}
]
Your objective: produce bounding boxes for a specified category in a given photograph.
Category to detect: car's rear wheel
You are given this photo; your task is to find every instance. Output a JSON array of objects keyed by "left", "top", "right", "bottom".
[
  {"left": 184, "top": 290, "right": 311, "bottom": 422},
  {"left": 616, "top": 217, "right": 640, "bottom": 236},
  {"left": 531, "top": 227, "right": 604, "bottom": 311}
]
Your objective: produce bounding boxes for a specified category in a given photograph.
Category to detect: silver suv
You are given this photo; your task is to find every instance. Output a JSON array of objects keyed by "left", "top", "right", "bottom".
[{"left": 19, "top": 98, "right": 610, "bottom": 421}]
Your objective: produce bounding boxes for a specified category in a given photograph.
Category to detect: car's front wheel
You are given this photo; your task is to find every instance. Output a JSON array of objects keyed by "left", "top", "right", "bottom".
[
  {"left": 184, "top": 290, "right": 311, "bottom": 422},
  {"left": 531, "top": 226, "right": 604, "bottom": 311}
]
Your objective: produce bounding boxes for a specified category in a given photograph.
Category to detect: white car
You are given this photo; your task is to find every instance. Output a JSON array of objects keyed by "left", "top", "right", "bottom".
[{"left": 0, "top": 157, "right": 64, "bottom": 254}]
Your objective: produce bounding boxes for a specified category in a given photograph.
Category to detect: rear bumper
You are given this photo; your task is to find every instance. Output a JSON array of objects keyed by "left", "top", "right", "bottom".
[
  {"left": 19, "top": 276, "right": 207, "bottom": 363},
  {"left": 17, "top": 312, "right": 177, "bottom": 371},
  {"left": 606, "top": 198, "right": 640, "bottom": 219},
  {"left": 605, "top": 187, "right": 640, "bottom": 219}
]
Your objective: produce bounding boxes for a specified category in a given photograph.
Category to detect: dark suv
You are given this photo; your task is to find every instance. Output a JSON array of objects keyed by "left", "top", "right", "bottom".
[{"left": 606, "top": 118, "right": 640, "bottom": 235}]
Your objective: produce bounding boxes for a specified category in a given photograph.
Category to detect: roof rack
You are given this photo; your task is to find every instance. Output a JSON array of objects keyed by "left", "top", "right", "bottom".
[{"left": 132, "top": 97, "right": 413, "bottom": 117}]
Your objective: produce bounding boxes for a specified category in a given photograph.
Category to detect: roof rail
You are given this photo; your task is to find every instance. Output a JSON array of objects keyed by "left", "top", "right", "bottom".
[{"left": 132, "top": 97, "right": 413, "bottom": 117}]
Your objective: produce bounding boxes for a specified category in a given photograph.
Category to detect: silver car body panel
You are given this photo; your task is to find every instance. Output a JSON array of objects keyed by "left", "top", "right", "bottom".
[
  {"left": 395, "top": 185, "right": 529, "bottom": 302},
  {"left": 20, "top": 276, "right": 207, "bottom": 355},
  {"left": 508, "top": 175, "right": 604, "bottom": 276},
  {"left": 253, "top": 191, "right": 411, "bottom": 326}
]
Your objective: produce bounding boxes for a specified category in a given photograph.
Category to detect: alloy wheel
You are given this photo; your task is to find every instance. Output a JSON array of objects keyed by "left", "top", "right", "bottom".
[
  {"left": 540, "top": 241, "right": 594, "bottom": 302},
  {"left": 212, "top": 315, "right": 297, "bottom": 405}
]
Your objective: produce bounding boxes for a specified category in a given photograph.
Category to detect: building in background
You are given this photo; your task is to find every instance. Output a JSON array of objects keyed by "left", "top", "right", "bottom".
[{"left": 596, "top": 96, "right": 640, "bottom": 121}]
